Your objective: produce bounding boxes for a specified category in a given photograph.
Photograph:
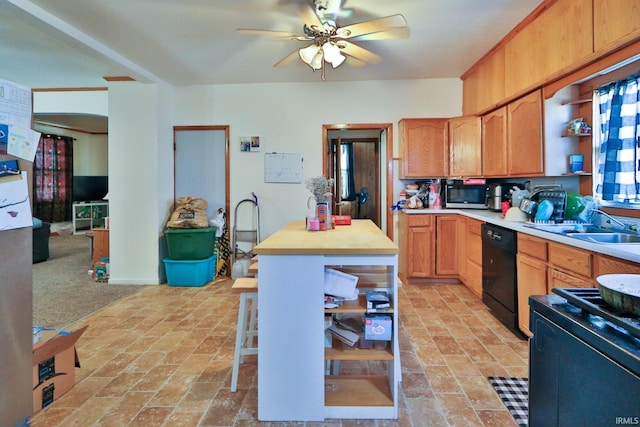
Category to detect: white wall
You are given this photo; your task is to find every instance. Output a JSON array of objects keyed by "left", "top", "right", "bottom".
[
  {"left": 107, "top": 81, "right": 174, "bottom": 285},
  {"left": 36, "top": 78, "right": 462, "bottom": 284},
  {"left": 33, "top": 90, "right": 108, "bottom": 116},
  {"left": 175, "top": 78, "right": 462, "bottom": 238}
]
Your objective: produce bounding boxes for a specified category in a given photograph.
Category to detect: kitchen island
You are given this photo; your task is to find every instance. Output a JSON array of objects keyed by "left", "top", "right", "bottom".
[{"left": 253, "top": 219, "right": 399, "bottom": 421}]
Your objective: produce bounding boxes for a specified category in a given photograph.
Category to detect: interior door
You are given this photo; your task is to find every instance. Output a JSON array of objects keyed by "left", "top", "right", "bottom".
[
  {"left": 323, "top": 123, "right": 392, "bottom": 238},
  {"left": 329, "top": 136, "right": 379, "bottom": 225},
  {"left": 330, "top": 137, "right": 343, "bottom": 217},
  {"left": 174, "top": 126, "right": 229, "bottom": 220}
]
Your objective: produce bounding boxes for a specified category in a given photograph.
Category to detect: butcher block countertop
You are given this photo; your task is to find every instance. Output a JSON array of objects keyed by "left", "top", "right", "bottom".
[{"left": 253, "top": 219, "right": 398, "bottom": 256}]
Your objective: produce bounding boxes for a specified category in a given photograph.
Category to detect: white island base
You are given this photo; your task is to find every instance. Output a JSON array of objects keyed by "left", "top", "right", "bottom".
[{"left": 254, "top": 220, "right": 400, "bottom": 421}]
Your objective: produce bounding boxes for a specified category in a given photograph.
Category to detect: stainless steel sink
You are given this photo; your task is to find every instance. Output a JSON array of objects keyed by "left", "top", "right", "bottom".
[
  {"left": 523, "top": 224, "right": 614, "bottom": 234},
  {"left": 565, "top": 232, "right": 640, "bottom": 244},
  {"left": 523, "top": 223, "right": 640, "bottom": 244}
]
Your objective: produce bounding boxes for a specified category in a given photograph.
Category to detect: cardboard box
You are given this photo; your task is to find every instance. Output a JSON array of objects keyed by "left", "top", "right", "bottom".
[
  {"left": 32, "top": 325, "right": 88, "bottom": 414},
  {"left": 333, "top": 215, "right": 352, "bottom": 226},
  {"left": 364, "top": 314, "right": 392, "bottom": 341}
]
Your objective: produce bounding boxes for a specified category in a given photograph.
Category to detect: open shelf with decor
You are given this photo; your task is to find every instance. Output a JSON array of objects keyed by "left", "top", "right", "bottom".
[
  {"left": 72, "top": 201, "right": 108, "bottom": 234},
  {"left": 323, "top": 265, "right": 397, "bottom": 416}
]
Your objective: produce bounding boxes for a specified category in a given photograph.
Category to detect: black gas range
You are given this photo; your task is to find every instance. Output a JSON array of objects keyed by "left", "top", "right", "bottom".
[{"left": 528, "top": 289, "right": 640, "bottom": 427}]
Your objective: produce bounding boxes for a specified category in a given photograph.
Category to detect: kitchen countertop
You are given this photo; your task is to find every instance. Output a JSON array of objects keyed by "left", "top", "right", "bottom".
[
  {"left": 402, "top": 208, "right": 640, "bottom": 264},
  {"left": 253, "top": 219, "right": 398, "bottom": 255}
]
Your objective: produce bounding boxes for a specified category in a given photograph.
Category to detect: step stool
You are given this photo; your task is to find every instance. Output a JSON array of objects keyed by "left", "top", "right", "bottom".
[{"left": 231, "top": 277, "right": 258, "bottom": 392}]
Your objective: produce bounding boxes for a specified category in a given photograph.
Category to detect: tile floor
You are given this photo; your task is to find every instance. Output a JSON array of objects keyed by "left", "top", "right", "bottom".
[{"left": 30, "top": 278, "right": 527, "bottom": 427}]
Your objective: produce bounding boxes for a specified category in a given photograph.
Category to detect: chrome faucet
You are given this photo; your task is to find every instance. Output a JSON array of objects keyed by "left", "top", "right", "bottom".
[{"left": 587, "top": 209, "right": 633, "bottom": 231}]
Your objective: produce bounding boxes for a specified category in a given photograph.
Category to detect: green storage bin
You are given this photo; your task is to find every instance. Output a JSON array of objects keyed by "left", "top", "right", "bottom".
[{"left": 165, "top": 227, "right": 216, "bottom": 260}]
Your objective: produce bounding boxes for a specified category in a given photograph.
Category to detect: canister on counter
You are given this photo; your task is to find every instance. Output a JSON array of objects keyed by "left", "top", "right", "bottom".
[{"left": 569, "top": 154, "right": 584, "bottom": 173}]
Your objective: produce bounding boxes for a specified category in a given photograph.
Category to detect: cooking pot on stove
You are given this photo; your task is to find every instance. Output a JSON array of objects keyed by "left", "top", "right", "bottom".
[{"left": 596, "top": 274, "right": 640, "bottom": 316}]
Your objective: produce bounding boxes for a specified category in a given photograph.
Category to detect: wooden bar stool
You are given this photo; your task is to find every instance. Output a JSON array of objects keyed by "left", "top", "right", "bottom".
[
  {"left": 231, "top": 277, "right": 258, "bottom": 392},
  {"left": 248, "top": 261, "right": 258, "bottom": 276}
]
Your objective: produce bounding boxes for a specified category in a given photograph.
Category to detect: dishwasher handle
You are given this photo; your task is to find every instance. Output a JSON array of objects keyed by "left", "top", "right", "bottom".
[{"left": 481, "top": 223, "right": 517, "bottom": 253}]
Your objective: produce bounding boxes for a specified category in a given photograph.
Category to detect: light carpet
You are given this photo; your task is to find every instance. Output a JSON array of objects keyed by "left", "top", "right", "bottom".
[{"left": 32, "top": 230, "right": 144, "bottom": 329}]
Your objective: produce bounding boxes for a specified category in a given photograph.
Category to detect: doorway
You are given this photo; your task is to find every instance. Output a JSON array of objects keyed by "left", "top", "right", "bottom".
[
  {"left": 173, "top": 125, "right": 230, "bottom": 271},
  {"left": 322, "top": 123, "right": 394, "bottom": 240},
  {"left": 173, "top": 126, "right": 230, "bottom": 218}
]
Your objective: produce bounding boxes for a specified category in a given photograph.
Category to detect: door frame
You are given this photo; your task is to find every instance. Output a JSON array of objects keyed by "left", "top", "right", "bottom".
[
  {"left": 328, "top": 137, "right": 380, "bottom": 226},
  {"left": 322, "top": 123, "right": 394, "bottom": 240},
  {"left": 172, "top": 125, "right": 230, "bottom": 217},
  {"left": 173, "top": 125, "right": 231, "bottom": 272}
]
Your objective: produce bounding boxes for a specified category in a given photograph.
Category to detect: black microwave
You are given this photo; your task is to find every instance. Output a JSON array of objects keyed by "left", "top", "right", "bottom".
[{"left": 444, "top": 180, "right": 488, "bottom": 209}]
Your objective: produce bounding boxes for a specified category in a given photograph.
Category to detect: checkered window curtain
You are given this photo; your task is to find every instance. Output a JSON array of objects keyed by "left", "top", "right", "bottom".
[
  {"left": 32, "top": 134, "right": 74, "bottom": 222},
  {"left": 595, "top": 73, "right": 640, "bottom": 202}
]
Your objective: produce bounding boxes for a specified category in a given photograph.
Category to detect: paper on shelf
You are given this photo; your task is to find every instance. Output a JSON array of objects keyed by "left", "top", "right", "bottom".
[
  {"left": 324, "top": 268, "right": 359, "bottom": 299},
  {"left": 0, "top": 171, "right": 32, "bottom": 231},
  {"left": 327, "top": 325, "right": 359, "bottom": 347}
]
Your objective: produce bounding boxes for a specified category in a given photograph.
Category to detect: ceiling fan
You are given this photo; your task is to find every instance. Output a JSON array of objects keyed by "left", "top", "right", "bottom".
[{"left": 236, "top": 0, "right": 409, "bottom": 80}]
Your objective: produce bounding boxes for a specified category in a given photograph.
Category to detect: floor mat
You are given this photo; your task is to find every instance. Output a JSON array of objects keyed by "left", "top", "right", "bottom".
[{"left": 488, "top": 376, "right": 528, "bottom": 427}]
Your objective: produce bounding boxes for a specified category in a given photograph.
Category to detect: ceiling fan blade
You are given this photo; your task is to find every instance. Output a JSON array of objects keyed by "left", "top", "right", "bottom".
[
  {"left": 236, "top": 28, "right": 302, "bottom": 39},
  {"left": 346, "top": 56, "right": 368, "bottom": 68},
  {"left": 297, "top": 3, "right": 323, "bottom": 28},
  {"left": 339, "top": 41, "right": 382, "bottom": 65},
  {"left": 349, "top": 27, "right": 410, "bottom": 41},
  {"left": 274, "top": 50, "right": 301, "bottom": 68},
  {"left": 339, "top": 14, "right": 408, "bottom": 39}
]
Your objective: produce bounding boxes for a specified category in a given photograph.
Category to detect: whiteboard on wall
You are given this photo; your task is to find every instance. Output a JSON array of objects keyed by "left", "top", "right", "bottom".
[{"left": 264, "top": 153, "right": 303, "bottom": 183}]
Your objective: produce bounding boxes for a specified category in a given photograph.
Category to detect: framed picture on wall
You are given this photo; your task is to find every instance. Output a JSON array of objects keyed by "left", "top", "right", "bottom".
[{"left": 240, "top": 136, "right": 260, "bottom": 152}]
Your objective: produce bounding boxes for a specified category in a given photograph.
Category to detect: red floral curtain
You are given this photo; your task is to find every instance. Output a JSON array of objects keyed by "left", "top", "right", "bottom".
[{"left": 32, "top": 134, "right": 73, "bottom": 222}]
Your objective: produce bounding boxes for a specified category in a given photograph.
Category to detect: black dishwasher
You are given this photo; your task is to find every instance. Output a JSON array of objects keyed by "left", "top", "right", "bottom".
[{"left": 481, "top": 223, "right": 520, "bottom": 336}]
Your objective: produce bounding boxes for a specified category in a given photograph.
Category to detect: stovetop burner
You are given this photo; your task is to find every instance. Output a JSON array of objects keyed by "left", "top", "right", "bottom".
[{"left": 552, "top": 288, "right": 640, "bottom": 340}]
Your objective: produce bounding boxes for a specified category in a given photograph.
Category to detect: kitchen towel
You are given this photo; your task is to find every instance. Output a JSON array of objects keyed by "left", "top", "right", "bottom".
[{"left": 488, "top": 376, "right": 528, "bottom": 427}]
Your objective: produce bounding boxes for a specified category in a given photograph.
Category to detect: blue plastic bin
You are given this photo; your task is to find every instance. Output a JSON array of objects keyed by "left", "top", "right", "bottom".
[{"left": 163, "top": 254, "right": 216, "bottom": 287}]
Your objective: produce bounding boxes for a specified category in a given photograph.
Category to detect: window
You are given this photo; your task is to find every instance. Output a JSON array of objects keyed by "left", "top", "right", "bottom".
[
  {"left": 339, "top": 143, "right": 356, "bottom": 201},
  {"left": 593, "top": 73, "right": 640, "bottom": 206}
]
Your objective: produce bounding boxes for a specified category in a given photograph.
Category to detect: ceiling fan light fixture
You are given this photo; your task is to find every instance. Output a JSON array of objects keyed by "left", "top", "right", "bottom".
[
  {"left": 239, "top": 2, "right": 409, "bottom": 79},
  {"left": 310, "top": 50, "right": 324, "bottom": 70},
  {"left": 299, "top": 44, "right": 322, "bottom": 69},
  {"left": 323, "top": 42, "right": 345, "bottom": 68}
]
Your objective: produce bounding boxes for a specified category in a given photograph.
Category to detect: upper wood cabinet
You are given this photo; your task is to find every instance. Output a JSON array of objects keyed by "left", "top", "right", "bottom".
[
  {"left": 505, "top": 0, "right": 593, "bottom": 97},
  {"left": 507, "top": 90, "right": 544, "bottom": 176},
  {"left": 594, "top": 0, "right": 640, "bottom": 54},
  {"left": 481, "top": 106, "right": 508, "bottom": 176},
  {"left": 448, "top": 116, "right": 482, "bottom": 177},
  {"left": 462, "top": 0, "right": 640, "bottom": 116},
  {"left": 399, "top": 118, "right": 449, "bottom": 179},
  {"left": 481, "top": 90, "right": 544, "bottom": 177},
  {"left": 462, "top": 46, "right": 505, "bottom": 115}
]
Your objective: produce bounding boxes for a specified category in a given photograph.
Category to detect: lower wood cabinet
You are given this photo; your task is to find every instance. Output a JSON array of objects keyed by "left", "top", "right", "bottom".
[
  {"left": 516, "top": 233, "right": 598, "bottom": 336},
  {"left": 435, "top": 216, "right": 459, "bottom": 277},
  {"left": 516, "top": 253, "right": 548, "bottom": 337},
  {"left": 398, "top": 214, "right": 434, "bottom": 281},
  {"left": 398, "top": 214, "right": 460, "bottom": 281},
  {"left": 548, "top": 241, "right": 593, "bottom": 281},
  {"left": 596, "top": 254, "right": 640, "bottom": 276},
  {"left": 456, "top": 217, "right": 467, "bottom": 282},
  {"left": 400, "top": 215, "right": 640, "bottom": 338},
  {"left": 463, "top": 218, "right": 483, "bottom": 297},
  {"left": 516, "top": 233, "right": 549, "bottom": 337},
  {"left": 92, "top": 228, "right": 109, "bottom": 265}
]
